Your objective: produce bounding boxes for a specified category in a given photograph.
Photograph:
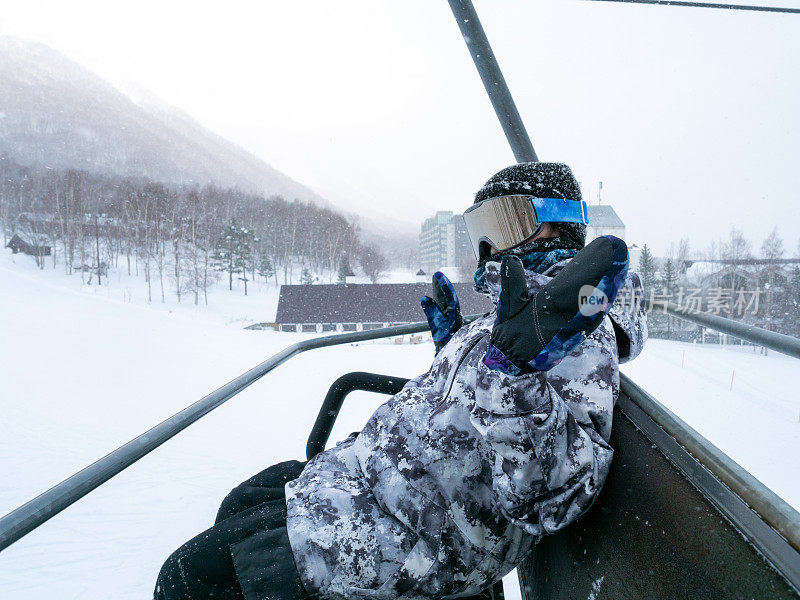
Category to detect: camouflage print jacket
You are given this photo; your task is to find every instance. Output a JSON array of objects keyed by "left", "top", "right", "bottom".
[{"left": 285, "top": 260, "right": 647, "bottom": 600}]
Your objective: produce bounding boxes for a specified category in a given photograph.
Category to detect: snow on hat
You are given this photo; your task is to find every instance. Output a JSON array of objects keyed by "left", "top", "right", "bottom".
[{"left": 474, "top": 162, "right": 586, "bottom": 248}]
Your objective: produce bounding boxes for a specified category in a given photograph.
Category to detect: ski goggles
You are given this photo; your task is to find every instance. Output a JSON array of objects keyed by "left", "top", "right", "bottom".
[{"left": 463, "top": 195, "right": 588, "bottom": 258}]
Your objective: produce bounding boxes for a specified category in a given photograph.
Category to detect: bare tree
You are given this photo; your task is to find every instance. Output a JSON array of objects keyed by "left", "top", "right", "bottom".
[
  {"left": 92, "top": 213, "right": 102, "bottom": 285},
  {"left": 719, "top": 228, "right": 753, "bottom": 293},
  {"left": 359, "top": 243, "right": 389, "bottom": 283},
  {"left": 722, "top": 228, "right": 753, "bottom": 262},
  {"left": 760, "top": 226, "right": 784, "bottom": 332}
]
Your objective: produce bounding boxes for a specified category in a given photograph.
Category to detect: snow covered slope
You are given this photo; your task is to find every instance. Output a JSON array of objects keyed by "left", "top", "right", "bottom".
[
  {"left": 0, "top": 36, "right": 326, "bottom": 203},
  {"left": 1, "top": 250, "right": 798, "bottom": 598}
]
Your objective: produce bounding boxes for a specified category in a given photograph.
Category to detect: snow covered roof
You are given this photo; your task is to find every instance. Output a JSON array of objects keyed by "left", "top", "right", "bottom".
[
  {"left": 587, "top": 205, "right": 624, "bottom": 228},
  {"left": 275, "top": 283, "right": 491, "bottom": 324},
  {"left": 684, "top": 261, "right": 722, "bottom": 283},
  {"left": 6, "top": 233, "right": 51, "bottom": 254}
]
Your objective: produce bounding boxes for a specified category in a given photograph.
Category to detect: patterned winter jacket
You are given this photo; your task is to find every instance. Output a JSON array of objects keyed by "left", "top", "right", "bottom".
[{"left": 285, "top": 260, "right": 647, "bottom": 600}]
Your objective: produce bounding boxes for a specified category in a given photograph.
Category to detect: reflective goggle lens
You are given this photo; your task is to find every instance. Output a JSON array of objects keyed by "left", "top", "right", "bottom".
[
  {"left": 463, "top": 195, "right": 540, "bottom": 258},
  {"left": 463, "top": 195, "right": 589, "bottom": 259}
]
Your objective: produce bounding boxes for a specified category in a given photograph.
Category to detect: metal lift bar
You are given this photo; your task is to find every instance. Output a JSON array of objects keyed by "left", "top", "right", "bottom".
[
  {"left": 585, "top": 0, "right": 800, "bottom": 15},
  {"left": 446, "top": 0, "right": 538, "bottom": 163},
  {"left": 0, "top": 317, "right": 478, "bottom": 553},
  {"left": 656, "top": 300, "right": 800, "bottom": 360},
  {"left": 306, "top": 372, "right": 409, "bottom": 460}
]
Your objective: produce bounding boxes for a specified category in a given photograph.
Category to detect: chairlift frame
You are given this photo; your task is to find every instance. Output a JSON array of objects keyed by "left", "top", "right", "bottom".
[
  {"left": 1, "top": 1, "right": 800, "bottom": 598},
  {"left": 585, "top": 0, "right": 800, "bottom": 15}
]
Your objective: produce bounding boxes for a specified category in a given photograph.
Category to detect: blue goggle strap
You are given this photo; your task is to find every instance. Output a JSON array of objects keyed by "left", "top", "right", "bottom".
[{"left": 531, "top": 197, "right": 588, "bottom": 225}]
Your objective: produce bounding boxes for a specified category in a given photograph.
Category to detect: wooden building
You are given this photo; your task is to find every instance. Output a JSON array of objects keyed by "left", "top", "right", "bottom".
[{"left": 5, "top": 234, "right": 51, "bottom": 257}]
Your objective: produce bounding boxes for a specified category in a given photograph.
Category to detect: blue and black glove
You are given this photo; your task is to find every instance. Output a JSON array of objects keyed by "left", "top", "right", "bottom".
[
  {"left": 421, "top": 272, "right": 464, "bottom": 354},
  {"left": 484, "top": 236, "right": 629, "bottom": 374}
]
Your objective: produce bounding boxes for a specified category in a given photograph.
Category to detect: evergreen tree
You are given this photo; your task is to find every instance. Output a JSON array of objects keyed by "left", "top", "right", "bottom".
[
  {"left": 789, "top": 266, "right": 800, "bottom": 337},
  {"left": 257, "top": 250, "right": 275, "bottom": 284},
  {"left": 212, "top": 222, "right": 240, "bottom": 291},
  {"left": 661, "top": 258, "right": 678, "bottom": 339},
  {"left": 638, "top": 244, "right": 657, "bottom": 292},
  {"left": 212, "top": 221, "right": 255, "bottom": 294},
  {"left": 300, "top": 267, "right": 314, "bottom": 285},
  {"left": 661, "top": 259, "right": 678, "bottom": 293},
  {"left": 337, "top": 255, "right": 352, "bottom": 284}
]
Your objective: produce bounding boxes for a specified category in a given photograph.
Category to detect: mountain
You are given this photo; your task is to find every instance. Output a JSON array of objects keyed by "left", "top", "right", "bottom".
[{"left": 0, "top": 36, "right": 325, "bottom": 203}]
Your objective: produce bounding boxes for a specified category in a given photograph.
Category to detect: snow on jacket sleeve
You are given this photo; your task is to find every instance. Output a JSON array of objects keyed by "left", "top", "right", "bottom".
[
  {"left": 468, "top": 340, "right": 614, "bottom": 538},
  {"left": 607, "top": 271, "right": 648, "bottom": 363}
]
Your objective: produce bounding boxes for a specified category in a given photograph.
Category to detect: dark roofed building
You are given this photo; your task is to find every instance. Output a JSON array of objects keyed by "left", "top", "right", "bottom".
[
  {"left": 275, "top": 283, "right": 492, "bottom": 333},
  {"left": 6, "top": 234, "right": 51, "bottom": 257}
]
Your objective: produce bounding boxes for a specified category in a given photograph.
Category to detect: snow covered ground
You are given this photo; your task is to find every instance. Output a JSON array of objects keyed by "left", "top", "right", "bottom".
[{"left": 1, "top": 248, "right": 798, "bottom": 599}]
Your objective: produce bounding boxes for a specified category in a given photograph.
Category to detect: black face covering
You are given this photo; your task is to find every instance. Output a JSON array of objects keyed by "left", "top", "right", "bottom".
[
  {"left": 474, "top": 235, "right": 583, "bottom": 273},
  {"left": 473, "top": 235, "right": 584, "bottom": 294},
  {"left": 554, "top": 221, "right": 587, "bottom": 249}
]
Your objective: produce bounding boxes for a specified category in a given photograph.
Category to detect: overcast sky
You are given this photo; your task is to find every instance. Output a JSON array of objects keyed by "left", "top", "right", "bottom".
[{"left": 1, "top": 0, "right": 798, "bottom": 255}]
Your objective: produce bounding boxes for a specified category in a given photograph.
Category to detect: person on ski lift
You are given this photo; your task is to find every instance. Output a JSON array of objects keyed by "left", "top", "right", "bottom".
[{"left": 154, "top": 162, "right": 647, "bottom": 600}]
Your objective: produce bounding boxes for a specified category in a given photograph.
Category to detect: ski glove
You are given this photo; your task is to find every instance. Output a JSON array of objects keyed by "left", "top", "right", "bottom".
[
  {"left": 421, "top": 271, "right": 464, "bottom": 354},
  {"left": 484, "top": 236, "right": 629, "bottom": 375}
]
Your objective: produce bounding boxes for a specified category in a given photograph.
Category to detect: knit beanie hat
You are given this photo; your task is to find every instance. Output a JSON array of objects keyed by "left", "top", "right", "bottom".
[{"left": 474, "top": 162, "right": 587, "bottom": 249}]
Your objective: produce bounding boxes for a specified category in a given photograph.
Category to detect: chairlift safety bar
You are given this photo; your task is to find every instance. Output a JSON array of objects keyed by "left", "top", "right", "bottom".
[{"left": 655, "top": 300, "right": 800, "bottom": 360}]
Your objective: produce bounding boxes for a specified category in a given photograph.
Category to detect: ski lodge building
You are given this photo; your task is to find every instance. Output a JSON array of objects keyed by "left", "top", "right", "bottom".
[
  {"left": 275, "top": 283, "right": 492, "bottom": 333},
  {"left": 586, "top": 205, "right": 625, "bottom": 242}
]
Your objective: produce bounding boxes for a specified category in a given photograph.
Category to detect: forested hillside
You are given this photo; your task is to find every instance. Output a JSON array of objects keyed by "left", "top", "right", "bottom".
[{"left": 0, "top": 157, "right": 390, "bottom": 304}]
